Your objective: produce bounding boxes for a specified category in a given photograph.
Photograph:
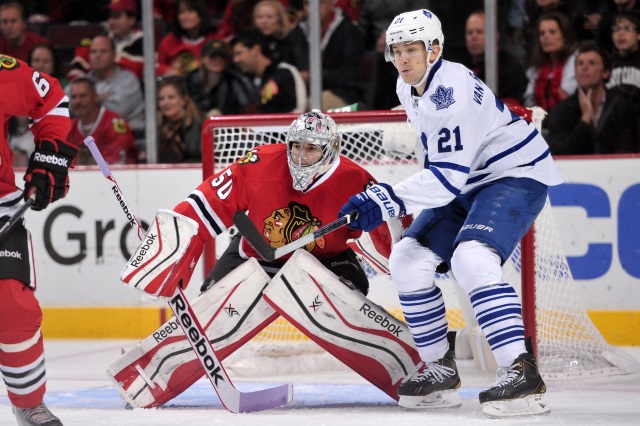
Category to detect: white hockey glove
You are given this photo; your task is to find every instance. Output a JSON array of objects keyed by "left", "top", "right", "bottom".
[{"left": 121, "top": 210, "right": 203, "bottom": 297}]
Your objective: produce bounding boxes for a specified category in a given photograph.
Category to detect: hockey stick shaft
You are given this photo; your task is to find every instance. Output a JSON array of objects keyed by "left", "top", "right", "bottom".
[
  {"left": 0, "top": 195, "right": 35, "bottom": 240},
  {"left": 84, "top": 137, "right": 146, "bottom": 241},
  {"left": 234, "top": 210, "right": 359, "bottom": 262},
  {"left": 84, "top": 137, "right": 292, "bottom": 413}
]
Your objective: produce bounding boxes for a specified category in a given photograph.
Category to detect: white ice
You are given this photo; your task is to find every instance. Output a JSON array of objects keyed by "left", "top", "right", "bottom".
[{"left": 2, "top": 340, "right": 640, "bottom": 425}]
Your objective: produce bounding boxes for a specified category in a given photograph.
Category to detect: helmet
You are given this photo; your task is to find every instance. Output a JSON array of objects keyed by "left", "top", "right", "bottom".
[
  {"left": 286, "top": 111, "right": 340, "bottom": 191},
  {"left": 384, "top": 9, "right": 444, "bottom": 64}
]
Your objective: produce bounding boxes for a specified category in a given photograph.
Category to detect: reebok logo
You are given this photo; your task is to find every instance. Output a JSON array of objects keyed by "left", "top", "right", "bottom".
[
  {"left": 0, "top": 249, "right": 22, "bottom": 259},
  {"left": 112, "top": 185, "right": 136, "bottom": 227},
  {"left": 359, "top": 303, "right": 402, "bottom": 336},
  {"left": 34, "top": 152, "right": 68, "bottom": 167},
  {"left": 152, "top": 319, "right": 179, "bottom": 342},
  {"left": 130, "top": 233, "right": 158, "bottom": 267}
]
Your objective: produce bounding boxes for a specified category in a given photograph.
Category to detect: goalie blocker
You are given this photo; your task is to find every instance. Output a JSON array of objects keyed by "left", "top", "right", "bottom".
[{"left": 108, "top": 251, "right": 422, "bottom": 407}]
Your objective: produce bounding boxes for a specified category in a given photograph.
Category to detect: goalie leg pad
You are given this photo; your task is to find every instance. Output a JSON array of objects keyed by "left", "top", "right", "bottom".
[
  {"left": 264, "top": 250, "right": 422, "bottom": 401},
  {"left": 121, "top": 210, "right": 203, "bottom": 297},
  {"left": 107, "top": 258, "right": 276, "bottom": 408}
]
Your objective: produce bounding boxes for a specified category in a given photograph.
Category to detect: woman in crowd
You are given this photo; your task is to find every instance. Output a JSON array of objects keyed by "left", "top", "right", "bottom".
[
  {"left": 157, "top": 0, "right": 220, "bottom": 76},
  {"left": 523, "top": 11, "right": 579, "bottom": 111},
  {"left": 157, "top": 76, "right": 203, "bottom": 163}
]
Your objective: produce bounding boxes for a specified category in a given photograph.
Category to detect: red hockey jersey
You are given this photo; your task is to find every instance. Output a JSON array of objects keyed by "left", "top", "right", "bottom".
[
  {"left": 174, "top": 143, "right": 375, "bottom": 262},
  {"left": 0, "top": 56, "right": 70, "bottom": 199}
]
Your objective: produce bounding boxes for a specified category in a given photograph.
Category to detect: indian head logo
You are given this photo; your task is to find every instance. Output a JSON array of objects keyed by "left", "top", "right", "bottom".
[
  {"left": 262, "top": 201, "right": 325, "bottom": 252},
  {"left": 237, "top": 149, "right": 260, "bottom": 165}
]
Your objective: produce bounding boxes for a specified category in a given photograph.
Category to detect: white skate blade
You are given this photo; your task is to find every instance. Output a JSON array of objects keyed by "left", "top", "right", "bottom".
[
  {"left": 482, "top": 394, "right": 550, "bottom": 418},
  {"left": 399, "top": 389, "right": 462, "bottom": 409}
]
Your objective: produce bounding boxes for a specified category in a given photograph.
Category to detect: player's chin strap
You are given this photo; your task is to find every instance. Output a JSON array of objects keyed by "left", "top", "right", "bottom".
[{"left": 412, "top": 45, "right": 442, "bottom": 92}]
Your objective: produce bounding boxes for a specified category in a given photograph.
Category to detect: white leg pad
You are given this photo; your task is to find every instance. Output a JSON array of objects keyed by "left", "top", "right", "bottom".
[
  {"left": 106, "top": 258, "right": 275, "bottom": 408},
  {"left": 264, "top": 250, "right": 422, "bottom": 400}
]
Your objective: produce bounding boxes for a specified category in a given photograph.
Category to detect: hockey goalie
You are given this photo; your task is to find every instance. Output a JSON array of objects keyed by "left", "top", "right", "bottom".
[{"left": 110, "top": 111, "right": 423, "bottom": 408}]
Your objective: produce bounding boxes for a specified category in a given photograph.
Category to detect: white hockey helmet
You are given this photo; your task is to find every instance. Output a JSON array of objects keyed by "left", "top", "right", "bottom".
[
  {"left": 385, "top": 9, "right": 444, "bottom": 87},
  {"left": 286, "top": 110, "right": 340, "bottom": 191}
]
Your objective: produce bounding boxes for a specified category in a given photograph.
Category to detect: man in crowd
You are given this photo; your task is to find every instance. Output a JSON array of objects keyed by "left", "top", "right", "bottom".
[
  {"left": 67, "top": 76, "right": 137, "bottom": 164},
  {"left": 0, "top": 1, "right": 49, "bottom": 61}
]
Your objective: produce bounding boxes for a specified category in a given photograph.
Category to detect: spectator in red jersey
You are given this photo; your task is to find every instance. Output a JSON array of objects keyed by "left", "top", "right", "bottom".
[
  {"left": 157, "top": 0, "right": 221, "bottom": 76},
  {"left": 0, "top": 1, "right": 49, "bottom": 62},
  {"left": 68, "top": 0, "right": 146, "bottom": 80},
  {"left": 67, "top": 76, "right": 138, "bottom": 165}
]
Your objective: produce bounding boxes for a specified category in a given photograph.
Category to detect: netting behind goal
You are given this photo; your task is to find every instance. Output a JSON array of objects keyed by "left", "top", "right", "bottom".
[{"left": 201, "top": 111, "right": 639, "bottom": 380}]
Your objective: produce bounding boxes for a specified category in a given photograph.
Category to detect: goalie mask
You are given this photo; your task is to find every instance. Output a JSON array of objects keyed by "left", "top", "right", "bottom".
[
  {"left": 287, "top": 111, "right": 340, "bottom": 191},
  {"left": 385, "top": 9, "right": 444, "bottom": 89}
]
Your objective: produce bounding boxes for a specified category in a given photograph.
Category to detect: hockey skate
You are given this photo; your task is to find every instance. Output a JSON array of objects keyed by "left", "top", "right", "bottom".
[
  {"left": 12, "top": 402, "right": 63, "bottom": 425},
  {"left": 479, "top": 352, "right": 550, "bottom": 418}
]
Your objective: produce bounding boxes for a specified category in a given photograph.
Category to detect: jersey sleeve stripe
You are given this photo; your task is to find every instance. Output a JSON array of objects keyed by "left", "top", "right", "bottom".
[
  {"left": 186, "top": 191, "right": 226, "bottom": 236},
  {"left": 466, "top": 173, "right": 490, "bottom": 185},
  {"left": 429, "top": 161, "right": 470, "bottom": 174},
  {"left": 429, "top": 166, "right": 461, "bottom": 196},
  {"left": 481, "top": 128, "right": 539, "bottom": 170}
]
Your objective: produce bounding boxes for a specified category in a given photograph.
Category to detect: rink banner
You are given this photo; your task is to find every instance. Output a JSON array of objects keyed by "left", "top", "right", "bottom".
[{"left": 16, "top": 157, "right": 640, "bottom": 343}]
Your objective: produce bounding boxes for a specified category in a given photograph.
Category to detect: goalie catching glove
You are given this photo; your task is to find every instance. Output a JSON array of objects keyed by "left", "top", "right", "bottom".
[
  {"left": 121, "top": 210, "right": 203, "bottom": 297},
  {"left": 23, "top": 139, "right": 78, "bottom": 211},
  {"left": 339, "top": 183, "right": 406, "bottom": 232}
]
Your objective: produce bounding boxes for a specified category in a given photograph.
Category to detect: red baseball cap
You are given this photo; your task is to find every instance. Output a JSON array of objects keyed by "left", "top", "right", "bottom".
[{"left": 106, "top": 0, "right": 138, "bottom": 15}]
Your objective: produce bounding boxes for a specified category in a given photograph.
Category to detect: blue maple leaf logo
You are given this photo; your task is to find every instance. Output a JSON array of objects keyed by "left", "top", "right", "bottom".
[{"left": 429, "top": 85, "right": 455, "bottom": 110}]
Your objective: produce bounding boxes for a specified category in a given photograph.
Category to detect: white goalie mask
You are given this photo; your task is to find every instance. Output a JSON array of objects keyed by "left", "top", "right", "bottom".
[
  {"left": 385, "top": 9, "right": 444, "bottom": 88},
  {"left": 286, "top": 111, "right": 340, "bottom": 191}
]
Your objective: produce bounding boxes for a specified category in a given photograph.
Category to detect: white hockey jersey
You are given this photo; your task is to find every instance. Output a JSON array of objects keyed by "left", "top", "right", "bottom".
[{"left": 394, "top": 59, "right": 563, "bottom": 214}]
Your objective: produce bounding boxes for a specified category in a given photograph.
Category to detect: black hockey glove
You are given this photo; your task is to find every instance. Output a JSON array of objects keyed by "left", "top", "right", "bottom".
[{"left": 24, "top": 139, "right": 78, "bottom": 211}]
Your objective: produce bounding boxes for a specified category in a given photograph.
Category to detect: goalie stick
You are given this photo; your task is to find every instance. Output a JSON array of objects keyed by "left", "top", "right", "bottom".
[
  {"left": 234, "top": 210, "right": 359, "bottom": 261},
  {"left": 83, "top": 136, "right": 293, "bottom": 413},
  {"left": 0, "top": 194, "right": 34, "bottom": 240}
]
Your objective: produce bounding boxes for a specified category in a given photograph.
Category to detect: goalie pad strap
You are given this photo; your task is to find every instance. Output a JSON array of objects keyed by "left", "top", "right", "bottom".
[
  {"left": 121, "top": 210, "right": 203, "bottom": 297},
  {"left": 264, "top": 250, "right": 422, "bottom": 400},
  {"left": 107, "top": 258, "right": 276, "bottom": 408}
]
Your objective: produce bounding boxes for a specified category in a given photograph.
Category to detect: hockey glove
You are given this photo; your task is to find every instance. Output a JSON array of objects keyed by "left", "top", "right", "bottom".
[
  {"left": 24, "top": 139, "right": 78, "bottom": 211},
  {"left": 339, "top": 183, "right": 406, "bottom": 232}
]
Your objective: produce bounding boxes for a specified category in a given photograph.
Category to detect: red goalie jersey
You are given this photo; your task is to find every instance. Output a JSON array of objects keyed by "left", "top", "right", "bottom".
[
  {"left": 0, "top": 55, "right": 70, "bottom": 199},
  {"left": 174, "top": 143, "right": 376, "bottom": 262}
]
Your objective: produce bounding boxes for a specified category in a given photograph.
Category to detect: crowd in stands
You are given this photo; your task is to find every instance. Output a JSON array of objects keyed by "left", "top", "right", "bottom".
[{"left": 3, "top": 0, "right": 640, "bottom": 165}]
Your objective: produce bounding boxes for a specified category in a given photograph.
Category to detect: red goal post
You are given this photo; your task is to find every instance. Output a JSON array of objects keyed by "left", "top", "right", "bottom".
[{"left": 200, "top": 110, "right": 640, "bottom": 380}]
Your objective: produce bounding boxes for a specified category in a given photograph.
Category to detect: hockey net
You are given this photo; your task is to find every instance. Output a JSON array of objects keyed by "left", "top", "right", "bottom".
[{"left": 201, "top": 111, "right": 639, "bottom": 380}]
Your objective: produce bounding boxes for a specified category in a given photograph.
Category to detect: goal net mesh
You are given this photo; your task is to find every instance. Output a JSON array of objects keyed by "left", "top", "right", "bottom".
[{"left": 202, "top": 112, "right": 639, "bottom": 380}]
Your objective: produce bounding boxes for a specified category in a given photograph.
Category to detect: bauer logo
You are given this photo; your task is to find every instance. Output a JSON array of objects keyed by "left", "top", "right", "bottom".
[
  {"left": 130, "top": 233, "right": 158, "bottom": 267},
  {"left": 359, "top": 303, "right": 402, "bottom": 337}
]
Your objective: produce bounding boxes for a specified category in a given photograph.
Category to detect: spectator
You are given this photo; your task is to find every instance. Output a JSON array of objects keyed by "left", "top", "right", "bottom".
[
  {"left": 232, "top": 29, "right": 307, "bottom": 113},
  {"left": 9, "top": 44, "right": 66, "bottom": 166},
  {"left": 157, "top": 76, "right": 204, "bottom": 163},
  {"left": 253, "top": 0, "right": 309, "bottom": 83},
  {"left": 217, "top": 0, "right": 287, "bottom": 40},
  {"left": 596, "top": 0, "right": 640, "bottom": 52},
  {"left": 67, "top": 76, "right": 137, "bottom": 165},
  {"left": 185, "top": 39, "right": 259, "bottom": 116},
  {"left": 359, "top": 0, "right": 424, "bottom": 109},
  {"left": 157, "top": 0, "right": 220, "bottom": 76},
  {"left": 462, "top": 10, "right": 527, "bottom": 105},
  {"left": 525, "top": 0, "right": 605, "bottom": 45},
  {"left": 299, "top": 0, "right": 365, "bottom": 110},
  {"left": 0, "top": 1, "right": 49, "bottom": 62},
  {"left": 85, "top": 35, "right": 145, "bottom": 139},
  {"left": 68, "top": 0, "right": 145, "bottom": 80},
  {"left": 607, "top": 11, "right": 640, "bottom": 106},
  {"left": 523, "top": 12, "right": 579, "bottom": 111},
  {"left": 545, "top": 43, "right": 638, "bottom": 154}
]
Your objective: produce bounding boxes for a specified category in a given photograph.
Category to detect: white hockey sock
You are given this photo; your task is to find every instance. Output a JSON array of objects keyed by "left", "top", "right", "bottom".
[
  {"left": 470, "top": 283, "right": 526, "bottom": 366},
  {"left": 399, "top": 286, "right": 449, "bottom": 363}
]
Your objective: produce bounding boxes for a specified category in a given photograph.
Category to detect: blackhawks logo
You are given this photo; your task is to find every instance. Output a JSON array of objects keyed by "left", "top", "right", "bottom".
[
  {"left": 262, "top": 201, "right": 325, "bottom": 253},
  {"left": 0, "top": 55, "right": 19, "bottom": 71},
  {"left": 237, "top": 149, "right": 260, "bottom": 165},
  {"left": 112, "top": 118, "right": 127, "bottom": 134}
]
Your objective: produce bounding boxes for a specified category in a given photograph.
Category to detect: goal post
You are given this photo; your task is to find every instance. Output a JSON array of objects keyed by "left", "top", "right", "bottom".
[{"left": 200, "top": 111, "right": 639, "bottom": 380}]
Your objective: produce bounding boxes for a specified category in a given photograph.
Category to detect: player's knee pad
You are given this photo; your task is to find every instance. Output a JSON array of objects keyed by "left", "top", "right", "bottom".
[
  {"left": 389, "top": 237, "right": 441, "bottom": 293},
  {"left": 265, "top": 250, "right": 422, "bottom": 400},
  {"left": 0, "top": 279, "right": 42, "bottom": 339},
  {"left": 0, "top": 217, "right": 35, "bottom": 289},
  {"left": 107, "top": 258, "right": 275, "bottom": 408},
  {"left": 450, "top": 240, "right": 503, "bottom": 295}
]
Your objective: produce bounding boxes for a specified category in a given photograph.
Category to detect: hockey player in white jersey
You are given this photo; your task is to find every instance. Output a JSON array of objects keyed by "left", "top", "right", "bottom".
[{"left": 339, "top": 9, "right": 562, "bottom": 419}]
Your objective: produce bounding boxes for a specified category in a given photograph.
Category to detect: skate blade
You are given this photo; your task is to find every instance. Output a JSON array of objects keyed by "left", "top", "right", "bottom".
[
  {"left": 482, "top": 394, "right": 550, "bottom": 418},
  {"left": 399, "top": 389, "right": 462, "bottom": 410}
]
